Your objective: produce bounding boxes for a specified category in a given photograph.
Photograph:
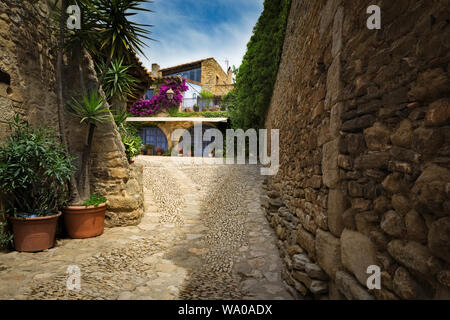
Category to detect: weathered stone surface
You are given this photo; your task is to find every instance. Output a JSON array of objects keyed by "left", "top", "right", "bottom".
[
  {"left": 364, "top": 122, "right": 391, "bottom": 151},
  {"left": 310, "top": 280, "right": 328, "bottom": 295},
  {"left": 387, "top": 240, "right": 437, "bottom": 275},
  {"left": 322, "top": 138, "right": 340, "bottom": 188},
  {"left": 342, "top": 115, "right": 376, "bottom": 132},
  {"left": 344, "top": 133, "right": 366, "bottom": 156},
  {"left": 335, "top": 271, "right": 374, "bottom": 300},
  {"left": 354, "top": 152, "right": 390, "bottom": 170},
  {"left": 315, "top": 229, "right": 342, "bottom": 280},
  {"left": 408, "top": 68, "right": 450, "bottom": 102},
  {"left": 428, "top": 217, "right": 450, "bottom": 264},
  {"left": 341, "top": 229, "right": 378, "bottom": 286},
  {"left": 412, "top": 165, "right": 450, "bottom": 216},
  {"left": 381, "top": 210, "right": 406, "bottom": 237},
  {"left": 296, "top": 226, "right": 316, "bottom": 259},
  {"left": 292, "top": 254, "right": 311, "bottom": 271},
  {"left": 437, "top": 270, "right": 450, "bottom": 288},
  {"left": 382, "top": 174, "right": 409, "bottom": 194},
  {"left": 391, "top": 195, "right": 411, "bottom": 215},
  {"left": 393, "top": 267, "right": 423, "bottom": 300},
  {"left": 425, "top": 98, "right": 450, "bottom": 127},
  {"left": 405, "top": 210, "right": 428, "bottom": 243},
  {"left": 305, "top": 263, "right": 328, "bottom": 280},
  {"left": 391, "top": 119, "right": 413, "bottom": 148},
  {"left": 327, "top": 188, "right": 347, "bottom": 237}
]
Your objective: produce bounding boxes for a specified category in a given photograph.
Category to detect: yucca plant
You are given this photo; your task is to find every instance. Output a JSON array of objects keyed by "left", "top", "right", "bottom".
[
  {"left": 69, "top": 91, "right": 109, "bottom": 199},
  {"left": 98, "top": 58, "right": 137, "bottom": 101},
  {"left": 79, "top": 0, "right": 154, "bottom": 86}
]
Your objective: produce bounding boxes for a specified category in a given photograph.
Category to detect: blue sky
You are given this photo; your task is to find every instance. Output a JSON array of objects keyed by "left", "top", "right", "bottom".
[{"left": 134, "top": 0, "right": 264, "bottom": 72}]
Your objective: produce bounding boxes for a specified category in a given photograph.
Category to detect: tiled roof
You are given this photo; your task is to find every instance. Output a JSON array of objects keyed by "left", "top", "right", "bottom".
[{"left": 160, "top": 58, "right": 215, "bottom": 73}]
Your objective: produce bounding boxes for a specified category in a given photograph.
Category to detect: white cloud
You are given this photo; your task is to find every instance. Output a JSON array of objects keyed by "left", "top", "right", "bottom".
[{"left": 136, "top": 0, "right": 263, "bottom": 72}]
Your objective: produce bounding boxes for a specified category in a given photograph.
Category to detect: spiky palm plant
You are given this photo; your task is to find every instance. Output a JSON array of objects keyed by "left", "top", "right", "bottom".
[
  {"left": 79, "top": 0, "right": 154, "bottom": 86},
  {"left": 99, "top": 58, "right": 137, "bottom": 101},
  {"left": 69, "top": 91, "right": 109, "bottom": 199}
]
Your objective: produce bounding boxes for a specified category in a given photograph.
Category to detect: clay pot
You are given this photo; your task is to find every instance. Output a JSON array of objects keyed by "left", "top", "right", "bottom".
[
  {"left": 9, "top": 212, "right": 61, "bottom": 252},
  {"left": 63, "top": 203, "right": 106, "bottom": 239},
  {"left": 146, "top": 149, "right": 153, "bottom": 155}
]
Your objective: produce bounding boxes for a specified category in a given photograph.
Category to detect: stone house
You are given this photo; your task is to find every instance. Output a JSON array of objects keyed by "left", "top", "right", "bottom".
[
  {"left": 160, "top": 57, "right": 234, "bottom": 109},
  {"left": 127, "top": 59, "right": 232, "bottom": 155}
]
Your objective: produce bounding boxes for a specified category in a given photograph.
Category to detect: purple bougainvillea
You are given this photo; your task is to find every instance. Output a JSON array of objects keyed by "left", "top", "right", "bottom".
[{"left": 130, "top": 77, "right": 189, "bottom": 116}]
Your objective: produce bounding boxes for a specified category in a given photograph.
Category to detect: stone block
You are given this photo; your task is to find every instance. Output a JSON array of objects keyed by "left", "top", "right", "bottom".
[
  {"left": 387, "top": 240, "right": 439, "bottom": 276},
  {"left": 381, "top": 210, "right": 406, "bottom": 237},
  {"left": 428, "top": 217, "right": 450, "bottom": 264},
  {"left": 296, "top": 226, "right": 316, "bottom": 259},
  {"left": 390, "top": 119, "right": 413, "bottom": 148},
  {"left": 393, "top": 267, "right": 424, "bottom": 300},
  {"left": 305, "top": 263, "right": 328, "bottom": 280},
  {"left": 425, "top": 98, "right": 450, "bottom": 127},
  {"left": 327, "top": 188, "right": 347, "bottom": 236},
  {"left": 363, "top": 122, "right": 391, "bottom": 151},
  {"left": 322, "top": 138, "right": 340, "bottom": 188},
  {"left": 341, "top": 229, "right": 378, "bottom": 286},
  {"left": 405, "top": 210, "right": 428, "bottom": 243},
  {"left": 335, "top": 271, "right": 374, "bottom": 300},
  {"left": 315, "top": 229, "right": 342, "bottom": 280},
  {"left": 342, "top": 115, "right": 376, "bottom": 132}
]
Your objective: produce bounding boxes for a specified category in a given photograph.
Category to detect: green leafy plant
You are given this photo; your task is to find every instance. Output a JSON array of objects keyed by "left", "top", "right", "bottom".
[
  {"left": 0, "top": 115, "right": 76, "bottom": 216},
  {"left": 69, "top": 91, "right": 110, "bottom": 200},
  {"left": 82, "top": 194, "right": 107, "bottom": 207},
  {"left": 98, "top": 58, "right": 137, "bottom": 101},
  {"left": 121, "top": 132, "right": 142, "bottom": 161},
  {"left": 200, "top": 90, "right": 214, "bottom": 100}
]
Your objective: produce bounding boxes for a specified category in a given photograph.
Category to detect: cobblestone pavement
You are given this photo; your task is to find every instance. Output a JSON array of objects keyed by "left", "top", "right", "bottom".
[{"left": 0, "top": 157, "right": 294, "bottom": 300}]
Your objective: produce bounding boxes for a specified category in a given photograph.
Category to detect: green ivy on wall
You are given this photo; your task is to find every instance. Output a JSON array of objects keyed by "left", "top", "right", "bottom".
[{"left": 229, "top": 0, "right": 292, "bottom": 130}]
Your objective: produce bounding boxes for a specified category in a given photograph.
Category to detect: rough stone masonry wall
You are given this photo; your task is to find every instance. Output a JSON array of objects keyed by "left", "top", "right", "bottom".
[
  {"left": 201, "top": 58, "right": 233, "bottom": 96},
  {"left": 263, "top": 0, "right": 450, "bottom": 300},
  {"left": 0, "top": 0, "right": 144, "bottom": 229}
]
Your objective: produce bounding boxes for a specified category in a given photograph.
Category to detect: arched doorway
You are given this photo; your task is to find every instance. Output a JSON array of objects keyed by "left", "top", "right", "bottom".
[{"left": 139, "top": 126, "right": 169, "bottom": 153}]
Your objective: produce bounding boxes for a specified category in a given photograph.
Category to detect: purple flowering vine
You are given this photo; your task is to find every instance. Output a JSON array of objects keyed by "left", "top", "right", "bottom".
[{"left": 130, "top": 77, "right": 189, "bottom": 116}]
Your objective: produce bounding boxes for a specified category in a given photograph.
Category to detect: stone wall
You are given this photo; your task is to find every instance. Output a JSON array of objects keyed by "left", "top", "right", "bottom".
[
  {"left": 264, "top": 0, "right": 450, "bottom": 300},
  {"left": 201, "top": 58, "right": 233, "bottom": 96},
  {"left": 0, "top": 0, "right": 144, "bottom": 229}
]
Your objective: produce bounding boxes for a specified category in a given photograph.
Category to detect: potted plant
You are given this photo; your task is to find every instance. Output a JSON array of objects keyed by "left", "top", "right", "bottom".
[
  {"left": 156, "top": 146, "right": 164, "bottom": 156},
  {"left": 121, "top": 132, "right": 142, "bottom": 164},
  {"left": 0, "top": 116, "right": 75, "bottom": 252},
  {"left": 64, "top": 90, "right": 110, "bottom": 239},
  {"left": 193, "top": 104, "right": 199, "bottom": 112},
  {"left": 63, "top": 194, "right": 107, "bottom": 239},
  {"left": 146, "top": 144, "right": 154, "bottom": 155}
]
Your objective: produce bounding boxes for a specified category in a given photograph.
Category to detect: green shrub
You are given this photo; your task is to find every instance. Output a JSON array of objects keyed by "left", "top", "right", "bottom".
[
  {"left": 0, "top": 115, "right": 76, "bottom": 217},
  {"left": 82, "top": 194, "right": 107, "bottom": 207},
  {"left": 230, "top": 0, "right": 292, "bottom": 130},
  {"left": 122, "top": 132, "right": 142, "bottom": 160}
]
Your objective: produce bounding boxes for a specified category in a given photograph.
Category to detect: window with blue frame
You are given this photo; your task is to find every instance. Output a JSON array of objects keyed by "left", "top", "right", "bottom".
[
  {"left": 145, "top": 89, "right": 154, "bottom": 100},
  {"left": 139, "top": 127, "right": 168, "bottom": 153},
  {"left": 168, "top": 68, "right": 201, "bottom": 82}
]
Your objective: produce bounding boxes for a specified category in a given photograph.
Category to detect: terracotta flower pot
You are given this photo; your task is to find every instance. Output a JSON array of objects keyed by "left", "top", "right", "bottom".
[
  {"left": 63, "top": 203, "right": 106, "bottom": 239},
  {"left": 9, "top": 212, "right": 61, "bottom": 252}
]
